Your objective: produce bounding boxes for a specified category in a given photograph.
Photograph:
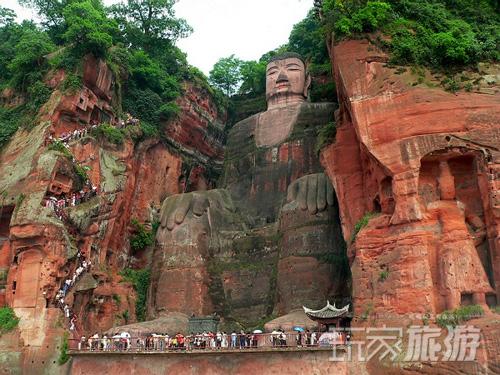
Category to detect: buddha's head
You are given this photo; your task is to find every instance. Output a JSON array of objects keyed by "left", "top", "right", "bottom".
[{"left": 266, "top": 52, "right": 311, "bottom": 109}]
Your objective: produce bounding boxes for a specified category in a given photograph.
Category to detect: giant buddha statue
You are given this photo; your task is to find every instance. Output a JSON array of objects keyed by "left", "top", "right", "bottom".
[{"left": 149, "top": 53, "right": 348, "bottom": 325}]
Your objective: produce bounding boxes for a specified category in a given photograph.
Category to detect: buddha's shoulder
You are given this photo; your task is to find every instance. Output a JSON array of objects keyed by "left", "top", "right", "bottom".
[
  {"left": 228, "top": 112, "right": 260, "bottom": 137},
  {"left": 296, "top": 102, "right": 337, "bottom": 121}
]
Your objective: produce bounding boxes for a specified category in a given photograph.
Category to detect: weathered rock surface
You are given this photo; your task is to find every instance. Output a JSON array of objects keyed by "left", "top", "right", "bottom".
[
  {"left": 70, "top": 349, "right": 351, "bottom": 375},
  {"left": 0, "top": 55, "right": 227, "bottom": 373},
  {"left": 321, "top": 39, "right": 499, "bottom": 319},
  {"left": 151, "top": 97, "right": 349, "bottom": 328}
]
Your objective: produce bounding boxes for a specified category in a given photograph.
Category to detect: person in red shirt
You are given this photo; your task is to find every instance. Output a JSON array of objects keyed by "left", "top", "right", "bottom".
[{"left": 176, "top": 333, "right": 185, "bottom": 348}]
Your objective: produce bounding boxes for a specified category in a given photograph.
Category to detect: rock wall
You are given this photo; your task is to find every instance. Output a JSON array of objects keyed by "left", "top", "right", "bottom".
[
  {"left": 321, "top": 39, "right": 499, "bottom": 319},
  {"left": 70, "top": 349, "right": 351, "bottom": 375},
  {"left": 0, "top": 56, "right": 226, "bottom": 374}
]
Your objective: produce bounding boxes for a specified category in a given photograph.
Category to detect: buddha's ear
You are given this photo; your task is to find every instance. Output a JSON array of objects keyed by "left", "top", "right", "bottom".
[{"left": 304, "top": 73, "right": 312, "bottom": 98}]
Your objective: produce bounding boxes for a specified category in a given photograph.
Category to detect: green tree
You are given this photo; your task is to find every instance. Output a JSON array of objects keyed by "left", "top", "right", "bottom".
[
  {"left": 288, "top": 9, "right": 329, "bottom": 65},
  {"left": 321, "top": 0, "right": 499, "bottom": 68},
  {"left": 238, "top": 60, "right": 266, "bottom": 95},
  {"left": 0, "top": 6, "right": 15, "bottom": 27},
  {"left": 19, "top": 0, "right": 106, "bottom": 43},
  {"left": 62, "top": 0, "right": 118, "bottom": 58},
  {"left": 8, "top": 27, "right": 55, "bottom": 90},
  {"left": 209, "top": 55, "right": 243, "bottom": 96},
  {"left": 109, "top": 0, "right": 192, "bottom": 52}
]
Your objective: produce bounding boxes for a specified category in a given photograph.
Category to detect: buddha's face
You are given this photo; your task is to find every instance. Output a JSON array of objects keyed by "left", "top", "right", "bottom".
[{"left": 266, "top": 57, "right": 309, "bottom": 104}]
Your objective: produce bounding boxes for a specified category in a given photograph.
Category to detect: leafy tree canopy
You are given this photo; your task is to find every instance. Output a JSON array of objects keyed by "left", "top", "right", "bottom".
[
  {"left": 238, "top": 60, "right": 266, "bottom": 96},
  {"left": 62, "top": 0, "right": 118, "bottom": 58},
  {"left": 109, "top": 0, "right": 192, "bottom": 53},
  {"left": 0, "top": 6, "right": 16, "bottom": 26},
  {"left": 209, "top": 55, "right": 243, "bottom": 96},
  {"left": 288, "top": 9, "right": 329, "bottom": 66},
  {"left": 322, "top": 0, "right": 500, "bottom": 67},
  {"left": 18, "top": 0, "right": 105, "bottom": 43},
  {"left": 9, "top": 27, "right": 55, "bottom": 89}
]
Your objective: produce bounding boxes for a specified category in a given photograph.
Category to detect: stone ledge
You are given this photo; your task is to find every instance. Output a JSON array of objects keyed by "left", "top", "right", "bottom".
[{"left": 70, "top": 346, "right": 343, "bottom": 357}]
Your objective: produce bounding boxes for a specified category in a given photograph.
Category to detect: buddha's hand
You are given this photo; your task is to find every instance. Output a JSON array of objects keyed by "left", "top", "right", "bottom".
[
  {"left": 286, "top": 173, "right": 335, "bottom": 214},
  {"left": 159, "top": 189, "right": 235, "bottom": 231},
  {"left": 159, "top": 192, "right": 210, "bottom": 231}
]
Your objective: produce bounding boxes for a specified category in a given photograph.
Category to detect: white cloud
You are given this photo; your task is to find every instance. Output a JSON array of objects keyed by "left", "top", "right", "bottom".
[{"left": 3, "top": 0, "right": 314, "bottom": 74}]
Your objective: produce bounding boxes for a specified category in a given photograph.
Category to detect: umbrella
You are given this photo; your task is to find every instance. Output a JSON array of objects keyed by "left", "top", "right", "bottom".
[
  {"left": 253, "top": 329, "right": 263, "bottom": 334},
  {"left": 293, "top": 326, "right": 305, "bottom": 332}
]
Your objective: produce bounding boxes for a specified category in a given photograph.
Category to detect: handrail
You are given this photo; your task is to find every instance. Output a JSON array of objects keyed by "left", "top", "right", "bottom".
[{"left": 68, "top": 332, "right": 349, "bottom": 352}]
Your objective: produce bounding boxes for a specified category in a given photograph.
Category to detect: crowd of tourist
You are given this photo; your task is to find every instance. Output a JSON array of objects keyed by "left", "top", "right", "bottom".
[
  {"left": 46, "top": 111, "right": 140, "bottom": 148},
  {"left": 44, "top": 183, "right": 98, "bottom": 220},
  {"left": 117, "top": 113, "right": 140, "bottom": 128},
  {"left": 55, "top": 251, "right": 92, "bottom": 331},
  {"left": 51, "top": 123, "right": 98, "bottom": 145},
  {"left": 74, "top": 329, "right": 348, "bottom": 352}
]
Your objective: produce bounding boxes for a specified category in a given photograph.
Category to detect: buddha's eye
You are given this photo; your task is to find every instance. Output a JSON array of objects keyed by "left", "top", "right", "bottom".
[{"left": 267, "top": 70, "right": 278, "bottom": 76}]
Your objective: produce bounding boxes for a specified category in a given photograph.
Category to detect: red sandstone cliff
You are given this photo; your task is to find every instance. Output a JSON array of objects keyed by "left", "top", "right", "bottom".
[
  {"left": 0, "top": 56, "right": 226, "bottom": 373},
  {"left": 321, "top": 38, "right": 499, "bottom": 371}
]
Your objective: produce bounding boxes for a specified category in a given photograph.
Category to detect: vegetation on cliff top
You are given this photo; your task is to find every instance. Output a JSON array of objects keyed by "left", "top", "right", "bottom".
[
  {"left": 211, "top": 9, "right": 332, "bottom": 100},
  {"left": 322, "top": 0, "right": 499, "bottom": 68},
  {"left": 0, "top": 0, "right": 220, "bottom": 149}
]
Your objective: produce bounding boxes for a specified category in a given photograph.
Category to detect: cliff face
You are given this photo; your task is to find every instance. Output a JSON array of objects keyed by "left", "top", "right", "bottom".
[
  {"left": 0, "top": 56, "right": 226, "bottom": 373},
  {"left": 321, "top": 39, "right": 499, "bottom": 318}
]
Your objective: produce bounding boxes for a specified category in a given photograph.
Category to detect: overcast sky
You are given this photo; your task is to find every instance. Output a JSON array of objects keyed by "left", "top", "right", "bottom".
[{"left": 4, "top": 0, "right": 314, "bottom": 74}]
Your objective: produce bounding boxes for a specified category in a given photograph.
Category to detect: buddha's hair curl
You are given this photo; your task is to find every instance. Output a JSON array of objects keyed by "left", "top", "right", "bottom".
[{"left": 267, "top": 52, "right": 305, "bottom": 65}]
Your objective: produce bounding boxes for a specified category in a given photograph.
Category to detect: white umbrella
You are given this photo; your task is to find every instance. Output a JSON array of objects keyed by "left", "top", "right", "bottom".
[{"left": 253, "top": 329, "right": 263, "bottom": 334}]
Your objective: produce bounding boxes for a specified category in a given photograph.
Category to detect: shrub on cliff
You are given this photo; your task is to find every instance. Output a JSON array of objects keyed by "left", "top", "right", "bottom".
[
  {"left": 351, "top": 212, "right": 377, "bottom": 243},
  {"left": 436, "top": 305, "right": 484, "bottom": 328},
  {"left": 0, "top": 307, "right": 19, "bottom": 334},
  {"left": 119, "top": 268, "right": 151, "bottom": 322},
  {"left": 57, "top": 332, "right": 69, "bottom": 365},
  {"left": 91, "top": 123, "right": 125, "bottom": 146},
  {"left": 316, "top": 121, "right": 337, "bottom": 154},
  {"left": 48, "top": 140, "right": 72, "bottom": 158},
  {"left": 129, "top": 219, "right": 154, "bottom": 252},
  {"left": 322, "top": 0, "right": 500, "bottom": 68}
]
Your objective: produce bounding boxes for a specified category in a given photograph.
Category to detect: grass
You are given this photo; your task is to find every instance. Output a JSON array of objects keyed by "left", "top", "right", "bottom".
[
  {"left": 91, "top": 123, "right": 125, "bottom": 146},
  {"left": 48, "top": 140, "right": 73, "bottom": 159},
  {"left": 57, "top": 332, "right": 69, "bottom": 365},
  {"left": 360, "top": 302, "right": 374, "bottom": 321},
  {"left": 351, "top": 212, "right": 377, "bottom": 243},
  {"left": 119, "top": 268, "right": 151, "bottom": 322},
  {"left": 379, "top": 269, "right": 389, "bottom": 281},
  {"left": 129, "top": 219, "right": 154, "bottom": 252},
  {"left": 436, "top": 305, "right": 484, "bottom": 328},
  {"left": 0, "top": 307, "right": 19, "bottom": 334},
  {"left": 315, "top": 121, "right": 337, "bottom": 154}
]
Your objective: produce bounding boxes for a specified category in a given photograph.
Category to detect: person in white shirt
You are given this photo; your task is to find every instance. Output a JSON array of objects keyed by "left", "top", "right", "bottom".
[{"left": 221, "top": 332, "right": 228, "bottom": 348}]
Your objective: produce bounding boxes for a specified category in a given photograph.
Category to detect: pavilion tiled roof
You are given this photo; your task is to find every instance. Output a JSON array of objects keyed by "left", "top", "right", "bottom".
[{"left": 303, "top": 301, "right": 350, "bottom": 319}]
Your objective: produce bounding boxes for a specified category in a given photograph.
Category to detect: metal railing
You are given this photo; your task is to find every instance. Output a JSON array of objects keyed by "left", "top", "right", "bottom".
[{"left": 69, "top": 332, "right": 348, "bottom": 353}]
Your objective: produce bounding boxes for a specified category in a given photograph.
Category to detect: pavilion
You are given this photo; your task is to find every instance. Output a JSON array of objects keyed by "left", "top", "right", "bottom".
[{"left": 303, "top": 301, "right": 351, "bottom": 331}]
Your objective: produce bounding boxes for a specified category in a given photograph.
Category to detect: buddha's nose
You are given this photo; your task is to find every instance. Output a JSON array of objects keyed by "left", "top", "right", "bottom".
[{"left": 276, "top": 71, "right": 289, "bottom": 84}]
